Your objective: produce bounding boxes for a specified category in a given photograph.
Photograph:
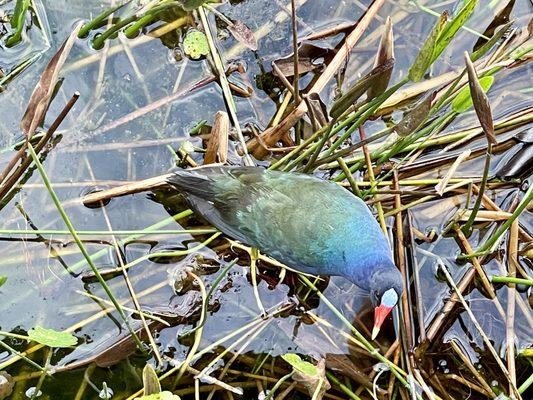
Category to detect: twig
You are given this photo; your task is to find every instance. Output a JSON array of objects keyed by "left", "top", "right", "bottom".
[
  {"left": 453, "top": 227, "right": 498, "bottom": 300},
  {"left": 290, "top": 0, "right": 300, "bottom": 106},
  {"left": 449, "top": 340, "right": 495, "bottom": 398},
  {"left": 246, "top": 0, "right": 387, "bottom": 158},
  {"left": 82, "top": 173, "right": 172, "bottom": 206},
  {"left": 506, "top": 219, "right": 518, "bottom": 397},
  {"left": 0, "top": 92, "right": 79, "bottom": 201}
]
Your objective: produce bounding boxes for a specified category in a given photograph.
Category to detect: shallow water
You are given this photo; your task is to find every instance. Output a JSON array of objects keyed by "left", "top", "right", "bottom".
[{"left": 0, "top": 0, "right": 532, "bottom": 399}]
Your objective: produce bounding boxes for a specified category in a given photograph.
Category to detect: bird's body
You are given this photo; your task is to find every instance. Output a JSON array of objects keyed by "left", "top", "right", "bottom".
[{"left": 167, "top": 166, "right": 400, "bottom": 296}]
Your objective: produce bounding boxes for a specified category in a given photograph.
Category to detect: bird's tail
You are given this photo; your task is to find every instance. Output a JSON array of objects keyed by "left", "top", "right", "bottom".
[{"left": 166, "top": 167, "right": 219, "bottom": 199}]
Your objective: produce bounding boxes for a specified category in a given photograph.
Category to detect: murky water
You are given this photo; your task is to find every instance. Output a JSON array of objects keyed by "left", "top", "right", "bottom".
[{"left": 1, "top": 0, "right": 532, "bottom": 399}]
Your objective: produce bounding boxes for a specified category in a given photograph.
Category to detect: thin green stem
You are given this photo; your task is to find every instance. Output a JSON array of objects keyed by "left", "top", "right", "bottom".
[
  {"left": 462, "top": 143, "right": 492, "bottom": 235},
  {"left": 491, "top": 276, "right": 533, "bottom": 286},
  {"left": 26, "top": 143, "right": 144, "bottom": 351}
]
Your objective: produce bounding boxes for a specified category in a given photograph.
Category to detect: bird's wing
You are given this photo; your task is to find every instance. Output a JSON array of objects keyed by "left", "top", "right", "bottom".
[{"left": 167, "top": 167, "right": 355, "bottom": 273}]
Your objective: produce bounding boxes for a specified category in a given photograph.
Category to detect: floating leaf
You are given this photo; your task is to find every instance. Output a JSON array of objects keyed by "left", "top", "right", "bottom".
[
  {"left": 367, "top": 16, "right": 394, "bottom": 100},
  {"left": 433, "top": 0, "right": 478, "bottom": 62},
  {"left": 27, "top": 326, "right": 78, "bottom": 348},
  {"left": 282, "top": 354, "right": 318, "bottom": 376},
  {"left": 273, "top": 42, "right": 335, "bottom": 77},
  {"left": 451, "top": 75, "right": 494, "bottom": 114},
  {"left": 0, "top": 276, "right": 6, "bottom": 288},
  {"left": 142, "top": 364, "right": 161, "bottom": 396},
  {"left": 135, "top": 392, "right": 181, "bottom": 400},
  {"left": 20, "top": 22, "right": 82, "bottom": 137},
  {"left": 228, "top": 20, "right": 257, "bottom": 51},
  {"left": 330, "top": 58, "right": 394, "bottom": 119},
  {"left": 464, "top": 53, "right": 496, "bottom": 144},
  {"left": 408, "top": 12, "right": 447, "bottom": 82},
  {"left": 183, "top": 30, "right": 209, "bottom": 59},
  {"left": 394, "top": 91, "right": 436, "bottom": 136}
]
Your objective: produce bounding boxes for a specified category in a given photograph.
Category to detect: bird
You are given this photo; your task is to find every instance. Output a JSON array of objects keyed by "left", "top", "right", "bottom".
[{"left": 167, "top": 166, "right": 403, "bottom": 339}]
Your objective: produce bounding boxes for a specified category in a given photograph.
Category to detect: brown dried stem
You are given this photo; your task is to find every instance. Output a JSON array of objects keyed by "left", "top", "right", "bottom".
[{"left": 246, "top": 0, "right": 387, "bottom": 158}]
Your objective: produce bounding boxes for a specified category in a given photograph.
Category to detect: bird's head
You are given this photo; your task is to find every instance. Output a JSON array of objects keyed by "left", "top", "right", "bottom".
[{"left": 369, "top": 268, "right": 403, "bottom": 340}]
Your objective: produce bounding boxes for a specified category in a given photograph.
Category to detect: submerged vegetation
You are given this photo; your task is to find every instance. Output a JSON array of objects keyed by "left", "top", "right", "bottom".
[{"left": 0, "top": 0, "right": 532, "bottom": 399}]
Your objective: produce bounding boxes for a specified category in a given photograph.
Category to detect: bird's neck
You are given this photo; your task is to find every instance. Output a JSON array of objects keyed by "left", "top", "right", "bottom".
[{"left": 342, "top": 253, "right": 396, "bottom": 291}]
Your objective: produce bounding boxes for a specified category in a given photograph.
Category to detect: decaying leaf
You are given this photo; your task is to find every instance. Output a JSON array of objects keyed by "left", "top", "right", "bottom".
[
  {"left": 305, "top": 92, "right": 329, "bottom": 129},
  {"left": 273, "top": 42, "right": 335, "bottom": 77},
  {"left": 366, "top": 16, "right": 394, "bottom": 100},
  {"left": 204, "top": 111, "right": 229, "bottom": 164},
  {"left": 464, "top": 53, "right": 496, "bottom": 145},
  {"left": 0, "top": 371, "right": 14, "bottom": 400},
  {"left": 0, "top": 276, "right": 6, "bottom": 288},
  {"left": 329, "top": 58, "right": 394, "bottom": 119},
  {"left": 451, "top": 75, "right": 494, "bottom": 114},
  {"left": 282, "top": 354, "right": 330, "bottom": 399},
  {"left": 183, "top": 30, "right": 209, "bottom": 59},
  {"left": 408, "top": 12, "right": 448, "bottom": 82},
  {"left": 27, "top": 326, "right": 78, "bottom": 348},
  {"left": 20, "top": 22, "right": 82, "bottom": 137},
  {"left": 473, "top": 0, "right": 515, "bottom": 51},
  {"left": 394, "top": 91, "right": 436, "bottom": 137},
  {"left": 142, "top": 364, "right": 161, "bottom": 396},
  {"left": 227, "top": 20, "right": 257, "bottom": 51}
]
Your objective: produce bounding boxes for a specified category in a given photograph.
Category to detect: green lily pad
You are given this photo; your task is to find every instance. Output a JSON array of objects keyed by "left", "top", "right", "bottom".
[
  {"left": 27, "top": 326, "right": 78, "bottom": 348},
  {"left": 183, "top": 30, "right": 209, "bottom": 60}
]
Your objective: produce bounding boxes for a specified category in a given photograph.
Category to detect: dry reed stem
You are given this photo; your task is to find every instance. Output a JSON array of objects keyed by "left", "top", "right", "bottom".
[
  {"left": 246, "top": 0, "right": 387, "bottom": 158},
  {"left": 204, "top": 111, "right": 229, "bottom": 164},
  {"left": 506, "top": 219, "right": 518, "bottom": 398},
  {"left": 82, "top": 173, "right": 173, "bottom": 206},
  {"left": 454, "top": 227, "right": 498, "bottom": 300}
]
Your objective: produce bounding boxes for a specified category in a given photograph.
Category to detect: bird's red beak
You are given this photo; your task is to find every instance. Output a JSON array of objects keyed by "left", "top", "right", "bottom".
[{"left": 371, "top": 304, "right": 393, "bottom": 340}]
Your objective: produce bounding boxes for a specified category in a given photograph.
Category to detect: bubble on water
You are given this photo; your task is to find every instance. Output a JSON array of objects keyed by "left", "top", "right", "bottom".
[
  {"left": 25, "top": 387, "right": 42, "bottom": 398},
  {"left": 123, "top": 73, "right": 131, "bottom": 82},
  {"left": 438, "top": 359, "right": 447, "bottom": 367}
]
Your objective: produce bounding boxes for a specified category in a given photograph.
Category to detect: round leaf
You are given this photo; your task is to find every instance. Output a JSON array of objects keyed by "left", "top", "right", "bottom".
[
  {"left": 27, "top": 326, "right": 78, "bottom": 348},
  {"left": 183, "top": 30, "right": 209, "bottom": 60}
]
